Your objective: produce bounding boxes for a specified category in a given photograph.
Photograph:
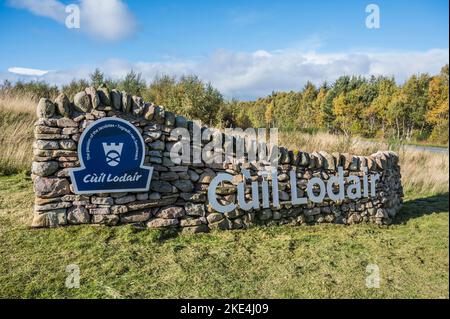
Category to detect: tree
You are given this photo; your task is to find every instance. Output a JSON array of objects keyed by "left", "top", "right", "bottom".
[
  {"left": 90, "top": 68, "right": 105, "bottom": 87},
  {"left": 61, "top": 79, "right": 90, "bottom": 100},
  {"left": 427, "top": 65, "right": 449, "bottom": 143},
  {"left": 118, "top": 70, "right": 146, "bottom": 96},
  {"left": 400, "top": 74, "right": 431, "bottom": 140},
  {"left": 365, "top": 77, "right": 397, "bottom": 137}
]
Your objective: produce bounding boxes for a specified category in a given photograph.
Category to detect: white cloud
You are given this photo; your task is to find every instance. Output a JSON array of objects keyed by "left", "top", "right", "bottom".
[
  {"left": 3, "top": 48, "right": 449, "bottom": 100},
  {"left": 8, "top": 0, "right": 66, "bottom": 21},
  {"left": 8, "top": 67, "right": 50, "bottom": 76},
  {"left": 79, "top": 0, "right": 136, "bottom": 41},
  {"left": 8, "top": 0, "right": 136, "bottom": 41}
]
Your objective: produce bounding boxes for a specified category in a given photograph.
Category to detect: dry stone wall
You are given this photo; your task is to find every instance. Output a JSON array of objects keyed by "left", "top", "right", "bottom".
[{"left": 31, "top": 86, "right": 404, "bottom": 232}]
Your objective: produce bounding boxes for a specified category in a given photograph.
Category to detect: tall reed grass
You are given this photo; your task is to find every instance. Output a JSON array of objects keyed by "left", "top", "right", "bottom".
[
  {"left": 0, "top": 93, "right": 36, "bottom": 175},
  {"left": 280, "top": 131, "right": 449, "bottom": 196}
]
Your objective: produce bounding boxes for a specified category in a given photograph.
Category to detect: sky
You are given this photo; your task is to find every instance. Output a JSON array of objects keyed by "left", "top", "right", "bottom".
[{"left": 0, "top": 0, "right": 448, "bottom": 99}]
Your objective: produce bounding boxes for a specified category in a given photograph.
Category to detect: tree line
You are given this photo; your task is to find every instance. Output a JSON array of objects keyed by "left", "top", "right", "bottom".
[{"left": 1, "top": 64, "right": 448, "bottom": 144}]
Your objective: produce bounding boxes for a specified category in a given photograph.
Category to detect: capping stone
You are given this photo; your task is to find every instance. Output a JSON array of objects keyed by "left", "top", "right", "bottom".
[
  {"left": 54, "top": 93, "right": 71, "bottom": 117},
  {"left": 85, "top": 86, "right": 100, "bottom": 109},
  {"left": 36, "top": 98, "right": 55, "bottom": 119},
  {"left": 73, "top": 91, "right": 91, "bottom": 112}
]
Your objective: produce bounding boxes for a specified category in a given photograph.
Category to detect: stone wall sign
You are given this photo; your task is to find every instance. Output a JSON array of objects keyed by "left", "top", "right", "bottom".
[
  {"left": 69, "top": 117, "right": 153, "bottom": 194},
  {"left": 30, "top": 87, "right": 403, "bottom": 231}
]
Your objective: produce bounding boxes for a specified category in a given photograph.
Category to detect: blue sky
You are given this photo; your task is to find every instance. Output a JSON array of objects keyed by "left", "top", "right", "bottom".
[{"left": 0, "top": 0, "right": 448, "bottom": 99}]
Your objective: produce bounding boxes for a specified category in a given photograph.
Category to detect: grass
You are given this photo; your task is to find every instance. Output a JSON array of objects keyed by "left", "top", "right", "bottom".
[
  {"left": 0, "top": 93, "right": 36, "bottom": 175},
  {"left": 0, "top": 173, "right": 448, "bottom": 298}
]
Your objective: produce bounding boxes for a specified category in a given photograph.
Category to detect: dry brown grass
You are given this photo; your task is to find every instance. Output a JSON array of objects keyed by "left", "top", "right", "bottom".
[
  {"left": 398, "top": 149, "right": 449, "bottom": 195},
  {"left": 280, "top": 131, "right": 449, "bottom": 196},
  {"left": 279, "top": 131, "right": 385, "bottom": 155},
  {"left": 0, "top": 93, "right": 36, "bottom": 175}
]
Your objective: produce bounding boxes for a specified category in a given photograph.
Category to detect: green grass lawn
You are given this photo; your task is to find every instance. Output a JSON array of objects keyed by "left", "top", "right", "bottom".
[{"left": 0, "top": 173, "right": 448, "bottom": 299}]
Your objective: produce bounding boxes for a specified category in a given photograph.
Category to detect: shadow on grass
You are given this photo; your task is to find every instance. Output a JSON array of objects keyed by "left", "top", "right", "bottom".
[{"left": 394, "top": 193, "right": 449, "bottom": 224}]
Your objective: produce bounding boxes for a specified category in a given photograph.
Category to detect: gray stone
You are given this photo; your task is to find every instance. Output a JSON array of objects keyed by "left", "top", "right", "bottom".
[
  {"left": 97, "top": 86, "right": 111, "bottom": 106},
  {"left": 92, "top": 214, "right": 119, "bottom": 226},
  {"left": 36, "top": 98, "right": 55, "bottom": 118},
  {"left": 206, "top": 213, "right": 224, "bottom": 224},
  {"left": 175, "top": 115, "right": 188, "bottom": 128},
  {"left": 224, "top": 209, "right": 243, "bottom": 219},
  {"left": 320, "top": 151, "right": 336, "bottom": 171},
  {"left": 57, "top": 118, "right": 78, "bottom": 127},
  {"left": 149, "top": 157, "right": 162, "bottom": 164},
  {"left": 258, "top": 209, "right": 272, "bottom": 221},
  {"left": 62, "top": 127, "right": 78, "bottom": 135},
  {"left": 55, "top": 93, "right": 71, "bottom": 117},
  {"left": 110, "top": 89, "right": 122, "bottom": 110},
  {"left": 90, "top": 207, "right": 110, "bottom": 215},
  {"left": 126, "top": 196, "right": 177, "bottom": 211},
  {"left": 31, "top": 209, "right": 67, "bottom": 228},
  {"left": 114, "top": 195, "right": 136, "bottom": 204},
  {"left": 145, "top": 130, "right": 162, "bottom": 140},
  {"left": 180, "top": 218, "right": 204, "bottom": 227},
  {"left": 74, "top": 91, "right": 91, "bottom": 112},
  {"left": 35, "top": 133, "right": 69, "bottom": 140},
  {"left": 67, "top": 206, "right": 90, "bottom": 224},
  {"left": 347, "top": 213, "right": 362, "bottom": 224},
  {"left": 165, "top": 112, "right": 175, "bottom": 127},
  {"left": 45, "top": 209, "right": 69, "bottom": 226},
  {"left": 136, "top": 193, "right": 149, "bottom": 201},
  {"left": 375, "top": 208, "right": 387, "bottom": 218},
  {"left": 148, "top": 150, "right": 162, "bottom": 157},
  {"left": 199, "top": 169, "right": 216, "bottom": 183},
  {"left": 279, "top": 191, "right": 290, "bottom": 201},
  {"left": 34, "top": 126, "right": 61, "bottom": 134},
  {"left": 160, "top": 171, "right": 179, "bottom": 181},
  {"left": 121, "top": 91, "right": 132, "bottom": 112},
  {"left": 111, "top": 205, "right": 128, "bottom": 215},
  {"left": 91, "top": 197, "right": 114, "bottom": 205},
  {"left": 59, "top": 140, "right": 77, "bottom": 150},
  {"left": 305, "top": 207, "right": 321, "bottom": 216},
  {"left": 208, "top": 218, "right": 231, "bottom": 230},
  {"left": 299, "top": 152, "right": 310, "bottom": 166},
  {"left": 147, "top": 218, "right": 178, "bottom": 228},
  {"left": 187, "top": 170, "right": 200, "bottom": 182},
  {"left": 144, "top": 104, "right": 155, "bottom": 121},
  {"left": 173, "top": 180, "right": 194, "bottom": 192},
  {"left": 151, "top": 180, "right": 173, "bottom": 193},
  {"left": 185, "top": 203, "right": 206, "bottom": 217},
  {"left": 35, "top": 140, "right": 59, "bottom": 150},
  {"left": 153, "top": 106, "right": 165, "bottom": 124},
  {"left": 149, "top": 192, "right": 161, "bottom": 200},
  {"left": 31, "top": 161, "right": 59, "bottom": 177},
  {"left": 156, "top": 206, "right": 185, "bottom": 219},
  {"left": 85, "top": 86, "right": 100, "bottom": 109},
  {"left": 149, "top": 140, "right": 165, "bottom": 151},
  {"left": 35, "top": 201, "right": 72, "bottom": 211},
  {"left": 162, "top": 157, "right": 175, "bottom": 167},
  {"left": 120, "top": 210, "right": 151, "bottom": 223},
  {"left": 132, "top": 96, "right": 144, "bottom": 116}
]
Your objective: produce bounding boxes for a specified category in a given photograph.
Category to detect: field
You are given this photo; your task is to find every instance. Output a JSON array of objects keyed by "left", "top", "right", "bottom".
[{"left": 0, "top": 93, "right": 448, "bottom": 298}]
